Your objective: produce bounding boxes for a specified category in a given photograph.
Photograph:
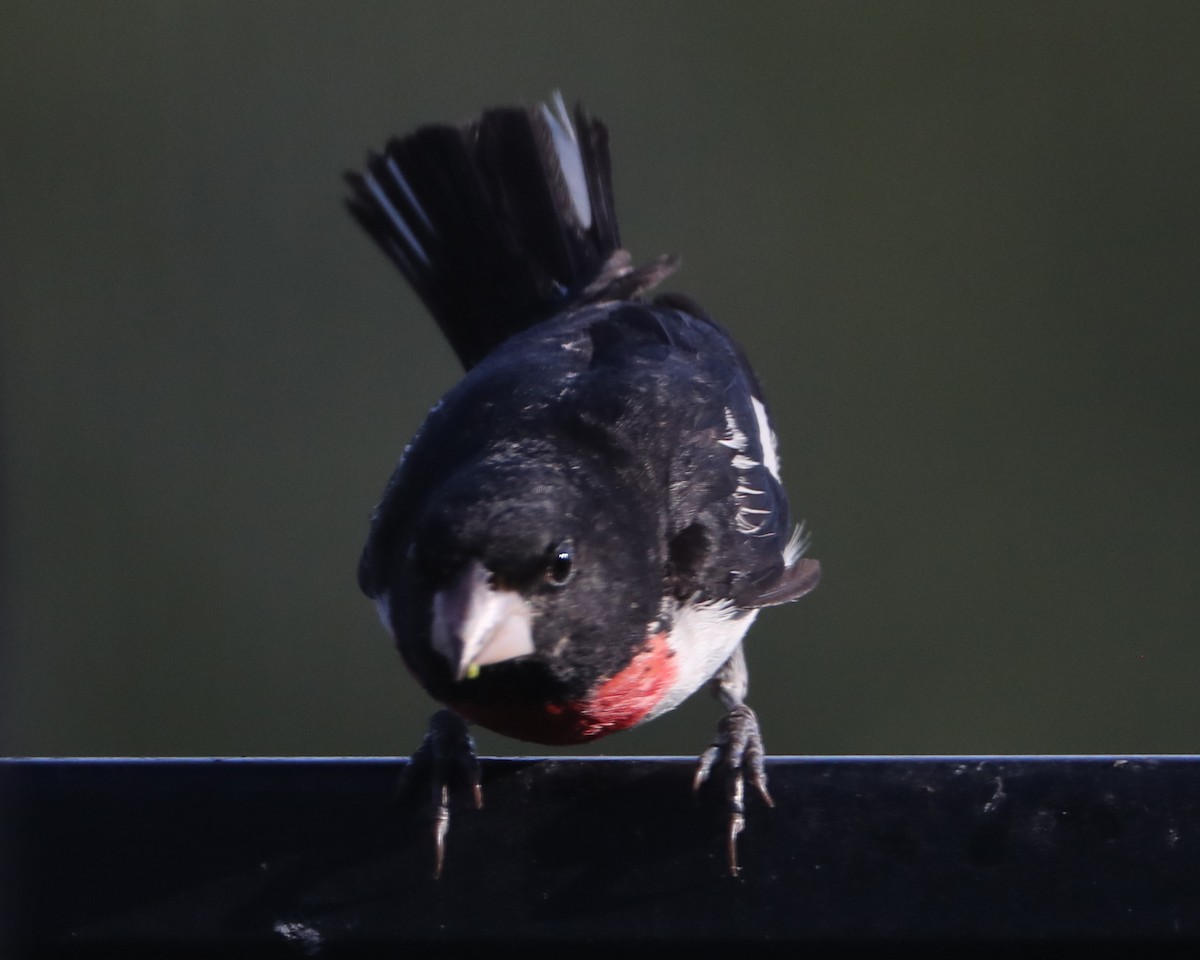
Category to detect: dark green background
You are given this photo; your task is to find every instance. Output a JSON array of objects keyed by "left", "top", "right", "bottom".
[{"left": 3, "top": 1, "right": 1198, "bottom": 758}]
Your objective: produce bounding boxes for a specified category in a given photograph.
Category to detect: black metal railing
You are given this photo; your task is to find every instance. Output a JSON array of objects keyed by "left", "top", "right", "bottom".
[{"left": 4, "top": 756, "right": 1199, "bottom": 956}]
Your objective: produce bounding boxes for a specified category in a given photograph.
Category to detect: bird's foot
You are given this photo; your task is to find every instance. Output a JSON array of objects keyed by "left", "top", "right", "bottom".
[
  {"left": 406, "top": 709, "right": 482, "bottom": 878},
  {"left": 693, "top": 703, "right": 774, "bottom": 877}
]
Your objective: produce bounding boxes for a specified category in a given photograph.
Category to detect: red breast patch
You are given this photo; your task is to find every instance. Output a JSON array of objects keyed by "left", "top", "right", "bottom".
[{"left": 446, "top": 630, "right": 677, "bottom": 745}]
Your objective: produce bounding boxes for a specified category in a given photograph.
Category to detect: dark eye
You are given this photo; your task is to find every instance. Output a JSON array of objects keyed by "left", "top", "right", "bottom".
[{"left": 546, "top": 541, "right": 575, "bottom": 586}]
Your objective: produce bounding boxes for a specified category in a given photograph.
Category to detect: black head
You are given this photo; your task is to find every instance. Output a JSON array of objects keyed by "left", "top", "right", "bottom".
[{"left": 388, "top": 458, "right": 662, "bottom": 702}]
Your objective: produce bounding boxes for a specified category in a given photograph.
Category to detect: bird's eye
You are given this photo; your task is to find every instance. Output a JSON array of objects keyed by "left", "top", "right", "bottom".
[{"left": 546, "top": 541, "right": 575, "bottom": 586}]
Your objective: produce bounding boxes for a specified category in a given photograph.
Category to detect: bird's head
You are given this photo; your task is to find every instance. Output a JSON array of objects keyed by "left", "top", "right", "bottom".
[{"left": 395, "top": 459, "right": 660, "bottom": 690}]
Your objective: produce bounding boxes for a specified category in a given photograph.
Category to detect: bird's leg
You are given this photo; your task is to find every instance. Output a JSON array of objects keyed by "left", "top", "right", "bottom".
[
  {"left": 693, "top": 643, "right": 773, "bottom": 876},
  {"left": 406, "top": 709, "right": 483, "bottom": 878}
]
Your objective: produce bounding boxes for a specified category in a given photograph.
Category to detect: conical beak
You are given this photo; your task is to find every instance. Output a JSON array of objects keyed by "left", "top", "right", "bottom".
[{"left": 431, "top": 560, "right": 535, "bottom": 680}]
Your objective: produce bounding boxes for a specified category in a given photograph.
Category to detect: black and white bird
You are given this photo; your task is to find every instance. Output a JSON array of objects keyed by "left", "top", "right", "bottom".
[{"left": 346, "top": 93, "right": 820, "bottom": 876}]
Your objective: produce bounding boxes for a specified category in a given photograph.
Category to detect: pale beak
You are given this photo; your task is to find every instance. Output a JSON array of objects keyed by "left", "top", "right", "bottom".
[{"left": 431, "top": 559, "right": 535, "bottom": 680}]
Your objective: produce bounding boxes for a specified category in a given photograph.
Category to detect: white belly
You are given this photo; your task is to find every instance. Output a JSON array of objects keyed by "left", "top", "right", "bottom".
[{"left": 645, "top": 602, "right": 759, "bottom": 721}]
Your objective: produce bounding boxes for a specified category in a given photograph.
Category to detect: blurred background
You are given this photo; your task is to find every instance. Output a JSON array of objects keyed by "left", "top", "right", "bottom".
[{"left": 2, "top": 1, "right": 1198, "bottom": 759}]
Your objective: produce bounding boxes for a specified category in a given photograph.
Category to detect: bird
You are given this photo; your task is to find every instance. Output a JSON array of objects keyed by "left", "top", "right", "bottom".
[{"left": 345, "top": 92, "right": 820, "bottom": 878}]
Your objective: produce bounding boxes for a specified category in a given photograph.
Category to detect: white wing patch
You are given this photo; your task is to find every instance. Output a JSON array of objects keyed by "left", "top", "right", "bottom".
[
  {"left": 721, "top": 406, "right": 775, "bottom": 537},
  {"left": 751, "top": 395, "right": 781, "bottom": 480},
  {"left": 718, "top": 408, "right": 749, "bottom": 454}
]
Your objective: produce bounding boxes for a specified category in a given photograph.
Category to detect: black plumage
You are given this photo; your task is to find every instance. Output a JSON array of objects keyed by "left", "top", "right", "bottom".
[{"left": 348, "top": 94, "right": 819, "bottom": 875}]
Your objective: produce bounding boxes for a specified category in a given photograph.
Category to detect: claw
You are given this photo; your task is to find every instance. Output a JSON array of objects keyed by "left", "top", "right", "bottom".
[
  {"left": 693, "top": 744, "right": 720, "bottom": 793},
  {"left": 693, "top": 703, "right": 773, "bottom": 876},
  {"left": 432, "top": 785, "right": 450, "bottom": 879},
  {"left": 408, "top": 710, "right": 482, "bottom": 879}
]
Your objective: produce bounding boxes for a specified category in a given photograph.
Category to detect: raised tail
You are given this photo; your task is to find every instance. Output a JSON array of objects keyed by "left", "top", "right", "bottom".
[{"left": 346, "top": 92, "right": 677, "bottom": 369}]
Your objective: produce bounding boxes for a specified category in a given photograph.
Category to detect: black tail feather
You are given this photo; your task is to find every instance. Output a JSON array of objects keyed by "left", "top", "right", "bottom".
[{"left": 346, "top": 94, "right": 676, "bottom": 369}]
